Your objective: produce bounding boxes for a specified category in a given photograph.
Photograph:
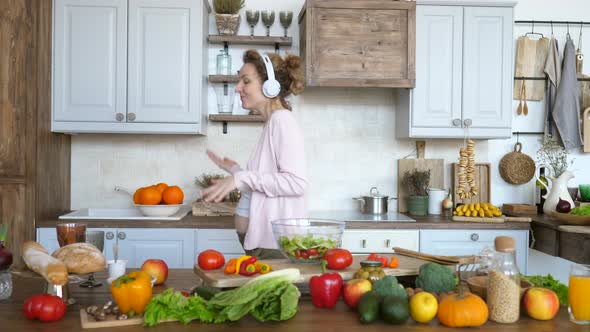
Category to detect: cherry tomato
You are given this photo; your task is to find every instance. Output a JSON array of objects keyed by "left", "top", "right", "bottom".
[
  {"left": 294, "top": 250, "right": 302, "bottom": 258},
  {"left": 22, "top": 294, "right": 66, "bottom": 322},
  {"left": 198, "top": 249, "right": 225, "bottom": 270},
  {"left": 180, "top": 291, "right": 190, "bottom": 297},
  {"left": 300, "top": 251, "right": 310, "bottom": 259},
  {"left": 324, "top": 248, "right": 353, "bottom": 270},
  {"left": 307, "top": 248, "right": 319, "bottom": 257}
]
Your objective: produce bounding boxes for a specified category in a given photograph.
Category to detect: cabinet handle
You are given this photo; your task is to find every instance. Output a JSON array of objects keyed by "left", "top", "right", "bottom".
[
  {"left": 361, "top": 239, "right": 366, "bottom": 248},
  {"left": 106, "top": 232, "right": 114, "bottom": 240},
  {"left": 116, "top": 113, "right": 124, "bottom": 122},
  {"left": 385, "top": 239, "right": 391, "bottom": 248},
  {"left": 470, "top": 233, "right": 479, "bottom": 241},
  {"left": 127, "top": 113, "right": 136, "bottom": 122},
  {"left": 463, "top": 118, "right": 472, "bottom": 127},
  {"left": 452, "top": 118, "right": 461, "bottom": 127},
  {"left": 117, "top": 232, "right": 126, "bottom": 240}
]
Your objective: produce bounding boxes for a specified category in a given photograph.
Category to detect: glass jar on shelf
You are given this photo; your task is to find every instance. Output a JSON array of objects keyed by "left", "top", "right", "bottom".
[
  {"left": 216, "top": 49, "right": 232, "bottom": 75},
  {"left": 487, "top": 236, "right": 520, "bottom": 323}
]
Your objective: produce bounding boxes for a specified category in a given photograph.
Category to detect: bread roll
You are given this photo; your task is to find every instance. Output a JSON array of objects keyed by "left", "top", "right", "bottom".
[
  {"left": 22, "top": 241, "right": 69, "bottom": 286},
  {"left": 52, "top": 242, "right": 106, "bottom": 274}
]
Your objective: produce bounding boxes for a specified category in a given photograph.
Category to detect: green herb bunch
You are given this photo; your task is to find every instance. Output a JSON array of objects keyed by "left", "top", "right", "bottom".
[
  {"left": 213, "top": 0, "right": 245, "bottom": 14},
  {"left": 536, "top": 138, "right": 574, "bottom": 178},
  {"left": 402, "top": 169, "right": 431, "bottom": 197},
  {"left": 195, "top": 173, "right": 241, "bottom": 202}
]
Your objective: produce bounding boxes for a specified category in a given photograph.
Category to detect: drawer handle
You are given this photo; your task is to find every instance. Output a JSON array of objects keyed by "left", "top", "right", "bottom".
[
  {"left": 385, "top": 239, "right": 391, "bottom": 248},
  {"left": 106, "top": 232, "right": 114, "bottom": 240},
  {"left": 361, "top": 239, "right": 366, "bottom": 248},
  {"left": 118, "top": 232, "right": 126, "bottom": 240},
  {"left": 470, "top": 233, "right": 479, "bottom": 242}
]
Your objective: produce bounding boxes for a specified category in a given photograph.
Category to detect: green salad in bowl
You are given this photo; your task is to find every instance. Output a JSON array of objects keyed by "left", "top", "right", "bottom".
[{"left": 272, "top": 219, "right": 345, "bottom": 263}]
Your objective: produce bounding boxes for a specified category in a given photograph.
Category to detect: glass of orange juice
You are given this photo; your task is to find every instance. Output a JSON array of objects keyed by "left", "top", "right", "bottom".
[{"left": 569, "top": 264, "right": 590, "bottom": 324}]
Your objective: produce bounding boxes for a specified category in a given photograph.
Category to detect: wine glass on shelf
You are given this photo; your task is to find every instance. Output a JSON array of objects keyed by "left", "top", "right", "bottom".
[
  {"left": 79, "top": 231, "right": 104, "bottom": 288},
  {"left": 279, "top": 11, "right": 293, "bottom": 37},
  {"left": 261, "top": 10, "right": 275, "bottom": 37},
  {"left": 245, "top": 10, "right": 260, "bottom": 37}
]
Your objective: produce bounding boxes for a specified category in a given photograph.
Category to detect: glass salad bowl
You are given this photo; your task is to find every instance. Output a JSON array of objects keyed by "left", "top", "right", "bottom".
[{"left": 271, "top": 219, "right": 345, "bottom": 264}]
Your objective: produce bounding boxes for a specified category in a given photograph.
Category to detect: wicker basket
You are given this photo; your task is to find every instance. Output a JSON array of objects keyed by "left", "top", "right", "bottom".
[{"left": 499, "top": 143, "right": 536, "bottom": 184}]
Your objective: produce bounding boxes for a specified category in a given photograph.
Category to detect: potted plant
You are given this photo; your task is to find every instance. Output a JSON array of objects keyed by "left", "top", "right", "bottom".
[
  {"left": 213, "top": 0, "right": 245, "bottom": 35},
  {"left": 402, "top": 169, "right": 431, "bottom": 216}
]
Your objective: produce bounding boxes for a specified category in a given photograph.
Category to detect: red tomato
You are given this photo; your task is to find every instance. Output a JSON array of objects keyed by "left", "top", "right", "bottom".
[
  {"left": 307, "top": 248, "right": 319, "bottom": 257},
  {"left": 22, "top": 294, "right": 67, "bottom": 322},
  {"left": 180, "top": 291, "right": 190, "bottom": 297},
  {"left": 324, "top": 248, "right": 353, "bottom": 270},
  {"left": 198, "top": 249, "right": 225, "bottom": 270}
]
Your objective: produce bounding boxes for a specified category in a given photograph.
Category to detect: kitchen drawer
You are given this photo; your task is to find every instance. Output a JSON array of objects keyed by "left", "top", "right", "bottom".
[
  {"left": 342, "top": 230, "right": 419, "bottom": 254},
  {"left": 196, "top": 229, "right": 245, "bottom": 258},
  {"left": 420, "top": 230, "right": 529, "bottom": 274}
]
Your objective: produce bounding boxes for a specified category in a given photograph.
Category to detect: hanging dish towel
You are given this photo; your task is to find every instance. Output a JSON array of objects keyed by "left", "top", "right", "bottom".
[
  {"left": 552, "top": 38, "right": 583, "bottom": 149},
  {"left": 544, "top": 37, "right": 561, "bottom": 137}
]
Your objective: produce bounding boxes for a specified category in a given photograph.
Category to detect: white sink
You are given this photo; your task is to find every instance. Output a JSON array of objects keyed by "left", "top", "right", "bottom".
[{"left": 59, "top": 206, "right": 190, "bottom": 221}]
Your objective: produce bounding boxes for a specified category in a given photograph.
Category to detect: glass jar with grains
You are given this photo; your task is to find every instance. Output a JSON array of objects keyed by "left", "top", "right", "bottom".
[
  {"left": 354, "top": 260, "right": 385, "bottom": 283},
  {"left": 487, "top": 236, "right": 520, "bottom": 323}
]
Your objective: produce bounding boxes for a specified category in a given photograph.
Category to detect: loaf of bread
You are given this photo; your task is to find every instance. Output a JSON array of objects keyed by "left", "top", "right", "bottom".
[
  {"left": 52, "top": 242, "right": 106, "bottom": 274},
  {"left": 22, "top": 241, "right": 69, "bottom": 286}
]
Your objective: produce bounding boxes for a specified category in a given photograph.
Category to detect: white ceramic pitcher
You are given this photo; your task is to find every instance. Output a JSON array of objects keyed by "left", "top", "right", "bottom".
[
  {"left": 427, "top": 188, "right": 448, "bottom": 215},
  {"left": 535, "top": 165, "right": 575, "bottom": 214}
]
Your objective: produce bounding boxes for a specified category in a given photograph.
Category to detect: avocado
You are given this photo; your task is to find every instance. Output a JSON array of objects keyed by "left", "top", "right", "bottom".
[
  {"left": 357, "top": 292, "right": 381, "bottom": 324},
  {"left": 193, "top": 286, "right": 221, "bottom": 300},
  {"left": 380, "top": 295, "right": 410, "bottom": 325}
]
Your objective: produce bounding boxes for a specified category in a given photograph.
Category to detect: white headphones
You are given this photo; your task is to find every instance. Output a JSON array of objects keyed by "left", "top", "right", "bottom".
[{"left": 261, "top": 54, "right": 281, "bottom": 98}]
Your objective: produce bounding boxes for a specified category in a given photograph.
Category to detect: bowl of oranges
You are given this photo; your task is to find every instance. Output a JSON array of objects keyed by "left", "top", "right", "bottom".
[{"left": 133, "top": 183, "right": 185, "bottom": 217}]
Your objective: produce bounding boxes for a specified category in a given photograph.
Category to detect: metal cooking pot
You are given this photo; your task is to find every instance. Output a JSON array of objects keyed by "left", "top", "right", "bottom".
[{"left": 353, "top": 187, "right": 395, "bottom": 214}]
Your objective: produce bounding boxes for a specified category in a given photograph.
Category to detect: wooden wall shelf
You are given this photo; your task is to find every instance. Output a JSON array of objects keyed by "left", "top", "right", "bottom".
[
  {"left": 209, "top": 114, "right": 264, "bottom": 123},
  {"left": 208, "top": 75, "right": 239, "bottom": 83},
  {"left": 208, "top": 35, "right": 292, "bottom": 46}
]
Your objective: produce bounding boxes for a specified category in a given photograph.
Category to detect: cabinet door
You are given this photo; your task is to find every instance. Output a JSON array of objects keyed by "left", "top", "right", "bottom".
[
  {"left": 127, "top": 0, "right": 201, "bottom": 123},
  {"left": 462, "top": 7, "right": 512, "bottom": 129},
  {"left": 342, "top": 230, "right": 419, "bottom": 254},
  {"left": 53, "top": 0, "right": 127, "bottom": 122},
  {"left": 196, "top": 229, "right": 245, "bottom": 259},
  {"left": 117, "top": 228, "right": 195, "bottom": 268},
  {"left": 37, "top": 227, "right": 116, "bottom": 261},
  {"left": 419, "top": 230, "right": 528, "bottom": 274},
  {"left": 413, "top": 6, "right": 463, "bottom": 129}
]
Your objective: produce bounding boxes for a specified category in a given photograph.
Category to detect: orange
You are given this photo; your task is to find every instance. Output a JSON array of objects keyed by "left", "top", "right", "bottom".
[
  {"left": 162, "top": 186, "right": 184, "bottom": 204},
  {"left": 138, "top": 187, "right": 162, "bottom": 205},
  {"left": 133, "top": 187, "right": 145, "bottom": 204},
  {"left": 154, "top": 183, "right": 168, "bottom": 194}
]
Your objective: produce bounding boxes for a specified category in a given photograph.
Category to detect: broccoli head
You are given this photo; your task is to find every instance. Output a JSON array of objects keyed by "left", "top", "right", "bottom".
[
  {"left": 415, "top": 263, "right": 458, "bottom": 293},
  {"left": 372, "top": 276, "right": 408, "bottom": 300}
]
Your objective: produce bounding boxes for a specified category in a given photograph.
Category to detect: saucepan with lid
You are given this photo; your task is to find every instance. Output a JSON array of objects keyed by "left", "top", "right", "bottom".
[{"left": 353, "top": 187, "right": 396, "bottom": 214}]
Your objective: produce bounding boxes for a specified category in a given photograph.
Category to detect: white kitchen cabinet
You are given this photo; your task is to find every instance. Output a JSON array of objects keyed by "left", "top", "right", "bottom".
[
  {"left": 396, "top": 2, "right": 514, "bottom": 139},
  {"left": 36, "top": 227, "right": 117, "bottom": 260},
  {"left": 342, "top": 230, "right": 420, "bottom": 254},
  {"left": 196, "top": 229, "right": 245, "bottom": 259},
  {"left": 116, "top": 228, "right": 195, "bottom": 268},
  {"left": 52, "top": 0, "right": 209, "bottom": 134},
  {"left": 419, "top": 229, "right": 529, "bottom": 274}
]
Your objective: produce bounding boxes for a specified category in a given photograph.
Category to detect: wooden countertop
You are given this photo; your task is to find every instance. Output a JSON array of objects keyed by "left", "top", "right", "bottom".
[
  {"left": 1, "top": 269, "right": 579, "bottom": 331},
  {"left": 36, "top": 214, "right": 530, "bottom": 230}
]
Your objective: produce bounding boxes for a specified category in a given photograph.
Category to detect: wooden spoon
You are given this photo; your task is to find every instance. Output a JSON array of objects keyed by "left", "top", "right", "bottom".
[
  {"left": 517, "top": 81, "right": 524, "bottom": 115},
  {"left": 523, "top": 82, "right": 529, "bottom": 116}
]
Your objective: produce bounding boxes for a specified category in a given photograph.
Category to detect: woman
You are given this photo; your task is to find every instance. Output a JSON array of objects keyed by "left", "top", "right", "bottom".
[{"left": 202, "top": 50, "right": 306, "bottom": 259}]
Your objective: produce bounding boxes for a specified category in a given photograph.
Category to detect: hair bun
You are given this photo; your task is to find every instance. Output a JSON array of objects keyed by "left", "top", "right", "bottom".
[{"left": 283, "top": 55, "right": 305, "bottom": 95}]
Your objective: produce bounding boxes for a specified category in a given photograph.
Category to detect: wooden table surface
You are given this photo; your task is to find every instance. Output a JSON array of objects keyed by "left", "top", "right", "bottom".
[{"left": 1, "top": 269, "right": 584, "bottom": 331}]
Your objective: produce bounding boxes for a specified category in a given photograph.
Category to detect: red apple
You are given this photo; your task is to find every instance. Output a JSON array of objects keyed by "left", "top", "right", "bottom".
[
  {"left": 343, "top": 279, "right": 372, "bottom": 309},
  {"left": 523, "top": 287, "right": 560, "bottom": 320},
  {"left": 141, "top": 259, "right": 169, "bottom": 285}
]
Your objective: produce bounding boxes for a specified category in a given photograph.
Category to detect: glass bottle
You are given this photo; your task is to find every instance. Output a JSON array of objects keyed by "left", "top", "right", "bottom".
[
  {"left": 216, "top": 49, "right": 231, "bottom": 75},
  {"left": 535, "top": 167, "right": 547, "bottom": 214},
  {"left": 0, "top": 270, "right": 12, "bottom": 300},
  {"left": 487, "top": 236, "right": 520, "bottom": 323}
]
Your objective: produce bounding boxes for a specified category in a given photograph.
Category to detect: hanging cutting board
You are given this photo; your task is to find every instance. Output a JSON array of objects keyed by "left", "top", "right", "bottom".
[
  {"left": 194, "top": 254, "right": 429, "bottom": 288},
  {"left": 397, "top": 141, "right": 444, "bottom": 213},
  {"left": 513, "top": 36, "right": 550, "bottom": 101},
  {"left": 584, "top": 107, "right": 590, "bottom": 153}
]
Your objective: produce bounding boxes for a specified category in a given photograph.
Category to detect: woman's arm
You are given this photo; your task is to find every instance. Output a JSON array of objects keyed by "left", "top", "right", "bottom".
[{"left": 234, "top": 112, "right": 307, "bottom": 197}]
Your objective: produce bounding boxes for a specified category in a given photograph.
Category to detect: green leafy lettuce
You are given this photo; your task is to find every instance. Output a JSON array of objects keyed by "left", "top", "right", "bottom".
[
  {"left": 521, "top": 274, "right": 569, "bottom": 306},
  {"left": 570, "top": 205, "right": 590, "bottom": 216},
  {"left": 278, "top": 234, "right": 337, "bottom": 257},
  {"left": 143, "top": 269, "right": 301, "bottom": 326}
]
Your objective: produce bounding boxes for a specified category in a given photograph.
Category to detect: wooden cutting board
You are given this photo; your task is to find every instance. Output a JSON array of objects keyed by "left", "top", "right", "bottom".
[
  {"left": 192, "top": 201, "right": 237, "bottom": 216},
  {"left": 80, "top": 309, "right": 177, "bottom": 329},
  {"left": 398, "top": 141, "right": 444, "bottom": 213},
  {"left": 452, "top": 215, "right": 532, "bottom": 223},
  {"left": 513, "top": 36, "right": 550, "bottom": 101},
  {"left": 194, "top": 254, "right": 429, "bottom": 288},
  {"left": 502, "top": 203, "right": 537, "bottom": 216},
  {"left": 452, "top": 162, "right": 491, "bottom": 206},
  {"left": 584, "top": 107, "right": 590, "bottom": 153}
]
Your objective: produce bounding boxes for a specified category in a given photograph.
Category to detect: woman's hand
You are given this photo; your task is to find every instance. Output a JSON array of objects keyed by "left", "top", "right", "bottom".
[
  {"left": 206, "top": 149, "right": 239, "bottom": 174},
  {"left": 201, "top": 176, "right": 237, "bottom": 203}
]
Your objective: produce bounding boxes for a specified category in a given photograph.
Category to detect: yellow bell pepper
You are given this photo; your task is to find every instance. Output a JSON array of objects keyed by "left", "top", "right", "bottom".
[
  {"left": 234, "top": 255, "right": 252, "bottom": 275},
  {"left": 110, "top": 271, "right": 153, "bottom": 315},
  {"left": 254, "top": 262, "right": 271, "bottom": 274}
]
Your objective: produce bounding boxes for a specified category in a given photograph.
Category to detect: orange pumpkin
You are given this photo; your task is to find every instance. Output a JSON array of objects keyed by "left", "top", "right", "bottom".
[{"left": 437, "top": 291, "right": 488, "bottom": 327}]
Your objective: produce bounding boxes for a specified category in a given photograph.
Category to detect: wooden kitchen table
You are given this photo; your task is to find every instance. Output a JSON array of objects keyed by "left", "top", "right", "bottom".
[{"left": 1, "top": 270, "right": 584, "bottom": 331}]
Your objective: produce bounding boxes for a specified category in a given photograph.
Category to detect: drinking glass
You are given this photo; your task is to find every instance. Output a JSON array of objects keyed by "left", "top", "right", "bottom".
[
  {"left": 279, "top": 11, "right": 293, "bottom": 37},
  {"left": 79, "top": 231, "right": 104, "bottom": 288},
  {"left": 56, "top": 223, "right": 86, "bottom": 247},
  {"left": 569, "top": 264, "right": 590, "bottom": 324},
  {"left": 261, "top": 10, "right": 275, "bottom": 37},
  {"left": 579, "top": 184, "right": 590, "bottom": 202},
  {"left": 245, "top": 10, "right": 260, "bottom": 36}
]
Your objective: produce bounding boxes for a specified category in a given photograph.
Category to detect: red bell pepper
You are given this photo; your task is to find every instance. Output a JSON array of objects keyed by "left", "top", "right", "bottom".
[
  {"left": 309, "top": 260, "right": 343, "bottom": 308},
  {"left": 367, "top": 253, "right": 387, "bottom": 268},
  {"left": 238, "top": 256, "right": 258, "bottom": 276}
]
